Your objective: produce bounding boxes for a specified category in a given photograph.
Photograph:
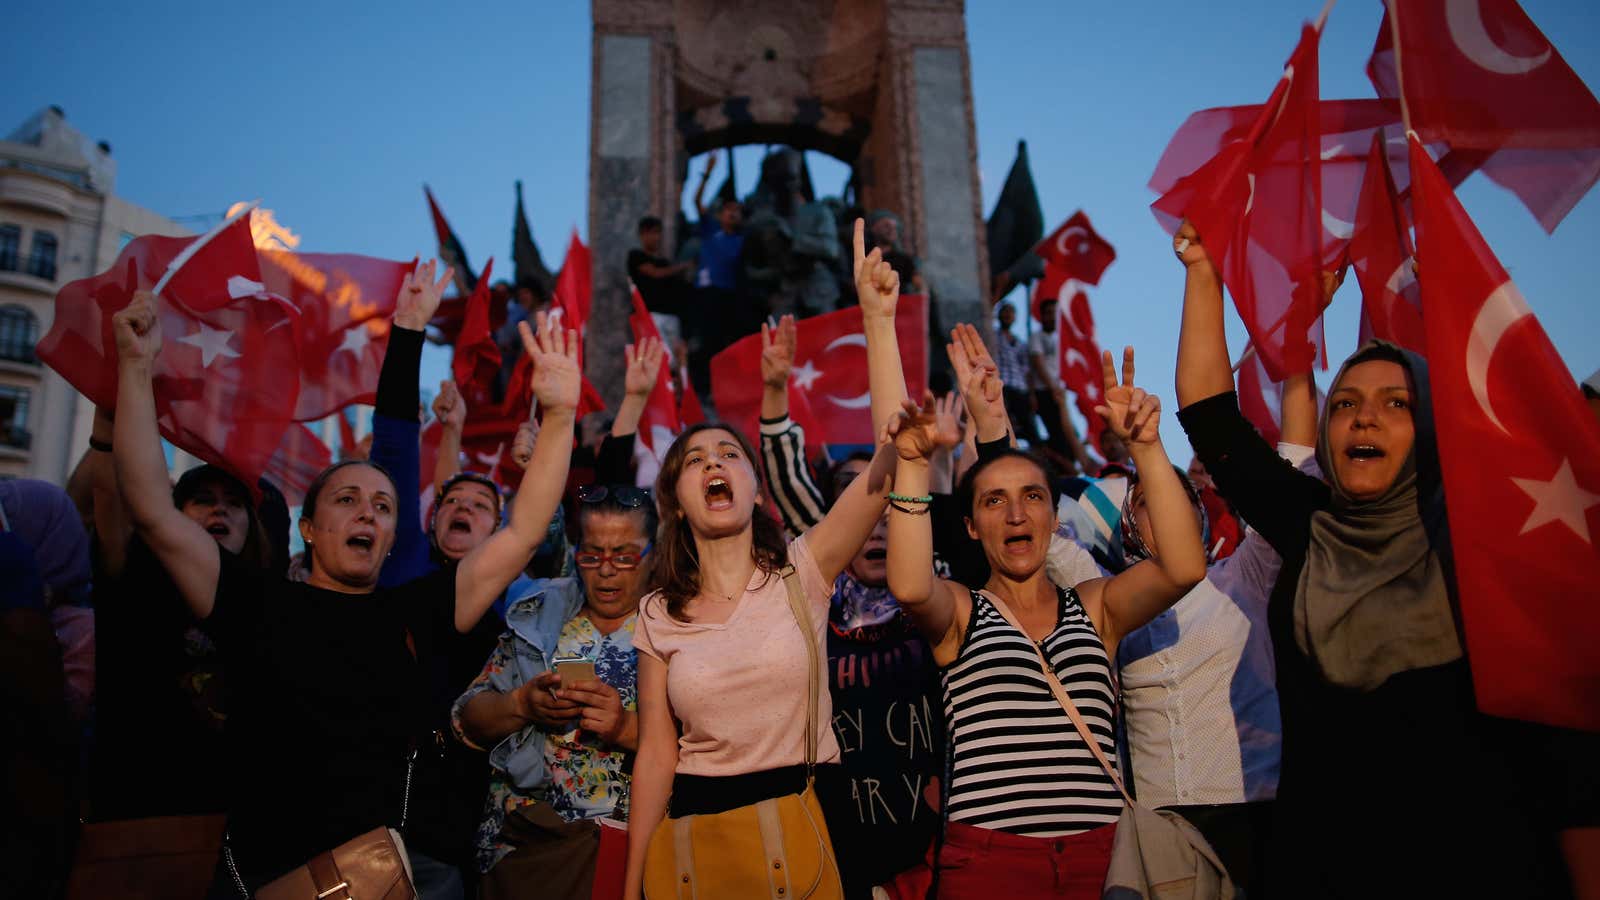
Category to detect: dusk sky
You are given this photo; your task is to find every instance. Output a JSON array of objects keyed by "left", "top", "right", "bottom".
[{"left": 6, "top": 0, "right": 1599, "bottom": 453}]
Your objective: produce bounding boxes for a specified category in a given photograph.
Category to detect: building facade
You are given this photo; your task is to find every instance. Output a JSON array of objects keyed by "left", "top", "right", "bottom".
[{"left": 0, "top": 106, "right": 191, "bottom": 483}]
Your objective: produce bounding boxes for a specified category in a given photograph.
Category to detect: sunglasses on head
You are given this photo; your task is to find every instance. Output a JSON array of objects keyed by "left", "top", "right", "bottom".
[{"left": 576, "top": 484, "right": 651, "bottom": 508}]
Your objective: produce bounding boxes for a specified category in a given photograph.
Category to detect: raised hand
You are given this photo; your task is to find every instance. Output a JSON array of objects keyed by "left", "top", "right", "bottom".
[
  {"left": 946, "top": 323, "right": 1007, "bottom": 441},
  {"left": 510, "top": 418, "right": 538, "bottom": 469},
  {"left": 1093, "top": 346, "right": 1162, "bottom": 447},
  {"left": 432, "top": 379, "right": 466, "bottom": 432},
  {"left": 852, "top": 218, "right": 900, "bottom": 320},
  {"left": 113, "top": 291, "right": 163, "bottom": 366},
  {"left": 1173, "top": 220, "right": 1212, "bottom": 272},
  {"left": 760, "top": 315, "right": 797, "bottom": 390},
  {"left": 1319, "top": 265, "right": 1347, "bottom": 313},
  {"left": 702, "top": 150, "right": 718, "bottom": 180},
  {"left": 883, "top": 393, "right": 944, "bottom": 463},
  {"left": 624, "top": 336, "right": 665, "bottom": 398},
  {"left": 519, "top": 311, "right": 582, "bottom": 416},
  {"left": 932, "top": 391, "right": 965, "bottom": 452},
  {"left": 393, "top": 258, "right": 454, "bottom": 331}
]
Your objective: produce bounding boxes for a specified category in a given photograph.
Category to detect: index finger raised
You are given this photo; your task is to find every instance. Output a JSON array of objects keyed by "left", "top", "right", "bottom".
[{"left": 852, "top": 218, "right": 866, "bottom": 273}]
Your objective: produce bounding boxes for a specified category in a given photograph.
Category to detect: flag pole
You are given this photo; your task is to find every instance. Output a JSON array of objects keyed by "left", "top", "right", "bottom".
[
  {"left": 1383, "top": 0, "right": 1413, "bottom": 132},
  {"left": 1314, "top": 0, "right": 1337, "bottom": 32},
  {"left": 153, "top": 200, "right": 258, "bottom": 298}
]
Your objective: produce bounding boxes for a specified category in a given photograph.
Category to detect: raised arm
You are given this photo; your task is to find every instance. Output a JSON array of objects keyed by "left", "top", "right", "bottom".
[
  {"left": 692, "top": 151, "right": 717, "bottom": 219},
  {"left": 1078, "top": 347, "right": 1206, "bottom": 657},
  {"left": 1173, "top": 221, "right": 1235, "bottom": 408},
  {"left": 608, "top": 336, "right": 663, "bottom": 442},
  {"left": 86, "top": 407, "right": 134, "bottom": 578},
  {"left": 372, "top": 261, "right": 454, "bottom": 587},
  {"left": 430, "top": 379, "right": 465, "bottom": 497},
  {"left": 802, "top": 221, "right": 909, "bottom": 581},
  {"left": 453, "top": 314, "right": 579, "bottom": 632},
  {"left": 757, "top": 315, "right": 827, "bottom": 532},
  {"left": 883, "top": 395, "right": 969, "bottom": 656},
  {"left": 110, "top": 292, "right": 219, "bottom": 618},
  {"left": 1277, "top": 269, "right": 1342, "bottom": 449},
  {"left": 851, "top": 218, "right": 910, "bottom": 439},
  {"left": 1170, "top": 224, "right": 1328, "bottom": 553}
]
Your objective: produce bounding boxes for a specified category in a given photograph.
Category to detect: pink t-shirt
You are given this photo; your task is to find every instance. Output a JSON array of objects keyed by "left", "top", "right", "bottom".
[{"left": 634, "top": 536, "right": 841, "bottom": 776}]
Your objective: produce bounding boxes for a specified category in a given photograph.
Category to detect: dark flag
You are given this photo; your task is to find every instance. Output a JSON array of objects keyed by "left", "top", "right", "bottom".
[
  {"left": 512, "top": 180, "right": 555, "bottom": 302},
  {"left": 986, "top": 140, "right": 1046, "bottom": 289},
  {"left": 424, "top": 184, "right": 477, "bottom": 298}
]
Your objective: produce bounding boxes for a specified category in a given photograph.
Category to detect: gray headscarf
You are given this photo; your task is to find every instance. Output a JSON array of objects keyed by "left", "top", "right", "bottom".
[{"left": 1295, "top": 340, "right": 1461, "bottom": 690}]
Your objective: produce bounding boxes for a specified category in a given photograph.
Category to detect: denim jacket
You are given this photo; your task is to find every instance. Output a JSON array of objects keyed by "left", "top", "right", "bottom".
[{"left": 450, "top": 575, "right": 584, "bottom": 790}]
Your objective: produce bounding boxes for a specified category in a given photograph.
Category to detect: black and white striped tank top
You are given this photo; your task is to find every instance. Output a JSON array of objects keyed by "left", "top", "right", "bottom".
[{"left": 941, "top": 588, "right": 1123, "bottom": 836}]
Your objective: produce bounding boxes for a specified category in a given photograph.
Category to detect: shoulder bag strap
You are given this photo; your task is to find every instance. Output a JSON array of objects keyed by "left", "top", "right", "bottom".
[
  {"left": 779, "top": 564, "right": 819, "bottom": 780},
  {"left": 980, "top": 589, "right": 1132, "bottom": 805}
]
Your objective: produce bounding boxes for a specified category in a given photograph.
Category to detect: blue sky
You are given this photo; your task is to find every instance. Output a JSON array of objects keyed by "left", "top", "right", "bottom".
[{"left": 6, "top": 0, "right": 1599, "bottom": 455}]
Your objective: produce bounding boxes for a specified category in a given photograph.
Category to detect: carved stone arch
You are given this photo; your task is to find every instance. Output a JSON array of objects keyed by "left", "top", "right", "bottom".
[{"left": 588, "top": 0, "right": 987, "bottom": 403}]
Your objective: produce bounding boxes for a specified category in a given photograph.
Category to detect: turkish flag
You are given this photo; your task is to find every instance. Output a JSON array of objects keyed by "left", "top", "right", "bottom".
[
  {"left": 263, "top": 422, "right": 333, "bottom": 504},
  {"left": 1152, "top": 24, "right": 1328, "bottom": 380},
  {"left": 1054, "top": 287, "right": 1108, "bottom": 452},
  {"left": 452, "top": 257, "right": 502, "bottom": 408},
  {"left": 552, "top": 231, "right": 593, "bottom": 337},
  {"left": 1410, "top": 134, "right": 1600, "bottom": 730},
  {"left": 1235, "top": 343, "right": 1283, "bottom": 447},
  {"left": 1151, "top": 99, "right": 1404, "bottom": 270},
  {"left": 710, "top": 296, "right": 928, "bottom": 447},
  {"left": 336, "top": 407, "right": 359, "bottom": 459},
  {"left": 1370, "top": 0, "right": 1600, "bottom": 233},
  {"left": 1349, "top": 133, "right": 1426, "bottom": 356},
  {"left": 628, "top": 287, "right": 683, "bottom": 459},
  {"left": 258, "top": 249, "right": 414, "bottom": 422},
  {"left": 1034, "top": 211, "right": 1116, "bottom": 287},
  {"left": 37, "top": 228, "right": 302, "bottom": 496}
]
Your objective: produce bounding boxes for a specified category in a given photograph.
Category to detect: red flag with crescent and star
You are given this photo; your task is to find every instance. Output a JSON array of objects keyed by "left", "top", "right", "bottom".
[
  {"left": 36, "top": 216, "right": 303, "bottom": 496},
  {"left": 709, "top": 296, "right": 928, "bottom": 447},
  {"left": 1052, "top": 288, "right": 1108, "bottom": 452},
  {"left": 451, "top": 257, "right": 502, "bottom": 410},
  {"left": 1369, "top": 0, "right": 1600, "bottom": 233},
  {"left": 1349, "top": 133, "right": 1425, "bottom": 355},
  {"left": 1034, "top": 211, "right": 1116, "bottom": 287},
  {"left": 1409, "top": 133, "right": 1600, "bottom": 730},
  {"left": 1152, "top": 23, "right": 1328, "bottom": 381}
]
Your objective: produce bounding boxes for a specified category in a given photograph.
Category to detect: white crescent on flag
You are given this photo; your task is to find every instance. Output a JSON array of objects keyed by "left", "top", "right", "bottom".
[
  {"left": 1056, "top": 225, "right": 1090, "bottom": 258},
  {"left": 1466, "top": 281, "right": 1532, "bottom": 434},
  {"left": 821, "top": 333, "right": 872, "bottom": 409},
  {"left": 1445, "top": 0, "right": 1551, "bottom": 75}
]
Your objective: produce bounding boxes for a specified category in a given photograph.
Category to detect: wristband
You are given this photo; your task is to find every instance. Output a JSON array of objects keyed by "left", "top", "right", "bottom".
[
  {"left": 886, "top": 492, "right": 933, "bottom": 504},
  {"left": 88, "top": 437, "right": 113, "bottom": 453},
  {"left": 889, "top": 501, "right": 932, "bottom": 516}
]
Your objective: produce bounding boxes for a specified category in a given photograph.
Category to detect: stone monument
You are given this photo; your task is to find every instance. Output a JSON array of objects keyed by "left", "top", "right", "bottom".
[{"left": 588, "top": 0, "right": 988, "bottom": 402}]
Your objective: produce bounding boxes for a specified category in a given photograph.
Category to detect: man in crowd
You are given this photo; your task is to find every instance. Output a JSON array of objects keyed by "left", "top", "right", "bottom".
[
  {"left": 625, "top": 215, "right": 692, "bottom": 354},
  {"left": 690, "top": 151, "right": 746, "bottom": 397}
]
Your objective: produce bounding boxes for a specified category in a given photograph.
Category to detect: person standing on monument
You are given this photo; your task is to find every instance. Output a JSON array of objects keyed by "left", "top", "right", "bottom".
[{"left": 690, "top": 150, "right": 747, "bottom": 394}]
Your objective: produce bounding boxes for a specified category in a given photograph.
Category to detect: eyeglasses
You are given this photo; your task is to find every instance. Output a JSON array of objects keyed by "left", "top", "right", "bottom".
[
  {"left": 574, "top": 542, "right": 653, "bottom": 570},
  {"left": 576, "top": 484, "right": 651, "bottom": 508}
]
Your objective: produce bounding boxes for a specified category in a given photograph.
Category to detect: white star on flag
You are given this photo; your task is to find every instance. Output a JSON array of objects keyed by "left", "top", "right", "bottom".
[
  {"left": 791, "top": 359, "right": 823, "bottom": 391},
  {"left": 336, "top": 326, "right": 370, "bottom": 357},
  {"left": 1511, "top": 458, "right": 1600, "bottom": 543},
  {"left": 176, "top": 322, "right": 241, "bottom": 368}
]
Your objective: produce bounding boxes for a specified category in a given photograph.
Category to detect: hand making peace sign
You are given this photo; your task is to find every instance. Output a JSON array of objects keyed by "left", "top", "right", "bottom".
[{"left": 1093, "top": 346, "right": 1161, "bottom": 446}]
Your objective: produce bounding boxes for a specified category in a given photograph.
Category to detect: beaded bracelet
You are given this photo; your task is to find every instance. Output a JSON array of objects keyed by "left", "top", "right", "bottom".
[{"left": 886, "top": 492, "right": 933, "bottom": 504}]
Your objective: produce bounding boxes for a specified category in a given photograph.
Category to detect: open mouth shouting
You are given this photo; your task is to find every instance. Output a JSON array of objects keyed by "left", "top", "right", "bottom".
[
  {"left": 703, "top": 476, "right": 734, "bottom": 511},
  {"left": 204, "top": 520, "right": 233, "bottom": 539},
  {"left": 1345, "top": 443, "right": 1386, "bottom": 463},
  {"left": 446, "top": 515, "right": 474, "bottom": 535},
  {"left": 346, "top": 530, "right": 377, "bottom": 556},
  {"left": 1002, "top": 532, "right": 1036, "bottom": 556}
]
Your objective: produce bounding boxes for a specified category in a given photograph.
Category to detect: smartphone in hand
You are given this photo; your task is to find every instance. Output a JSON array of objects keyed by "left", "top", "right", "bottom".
[{"left": 553, "top": 654, "right": 596, "bottom": 687}]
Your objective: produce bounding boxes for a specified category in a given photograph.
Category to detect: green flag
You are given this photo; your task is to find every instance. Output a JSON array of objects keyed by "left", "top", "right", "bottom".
[{"left": 985, "top": 140, "right": 1045, "bottom": 285}]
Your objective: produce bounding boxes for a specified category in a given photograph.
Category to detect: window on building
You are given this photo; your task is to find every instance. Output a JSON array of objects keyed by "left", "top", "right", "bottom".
[
  {"left": 0, "top": 306, "right": 37, "bottom": 364},
  {"left": 26, "top": 231, "right": 58, "bottom": 281},
  {"left": 0, "top": 385, "right": 31, "bottom": 450},
  {"left": 0, "top": 225, "right": 19, "bottom": 272}
]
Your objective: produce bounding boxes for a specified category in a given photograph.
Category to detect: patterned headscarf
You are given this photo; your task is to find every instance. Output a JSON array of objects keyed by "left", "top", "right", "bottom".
[{"left": 1118, "top": 465, "right": 1212, "bottom": 569}]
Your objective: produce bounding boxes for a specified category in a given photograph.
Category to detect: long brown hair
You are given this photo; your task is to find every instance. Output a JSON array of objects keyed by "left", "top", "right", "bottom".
[{"left": 651, "top": 423, "right": 788, "bottom": 621}]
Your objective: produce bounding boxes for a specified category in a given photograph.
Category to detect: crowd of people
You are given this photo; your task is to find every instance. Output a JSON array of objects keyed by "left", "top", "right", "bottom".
[{"left": 3, "top": 195, "right": 1596, "bottom": 900}]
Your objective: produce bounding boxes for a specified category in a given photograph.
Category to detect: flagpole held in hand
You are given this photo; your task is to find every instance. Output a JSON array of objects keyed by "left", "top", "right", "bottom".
[{"left": 153, "top": 200, "right": 259, "bottom": 299}]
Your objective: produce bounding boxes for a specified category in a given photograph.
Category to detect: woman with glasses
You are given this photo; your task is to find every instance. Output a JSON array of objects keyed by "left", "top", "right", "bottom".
[{"left": 453, "top": 483, "right": 657, "bottom": 900}]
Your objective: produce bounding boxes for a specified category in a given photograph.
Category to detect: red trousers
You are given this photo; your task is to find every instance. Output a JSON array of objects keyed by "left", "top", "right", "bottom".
[{"left": 931, "top": 820, "right": 1117, "bottom": 899}]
